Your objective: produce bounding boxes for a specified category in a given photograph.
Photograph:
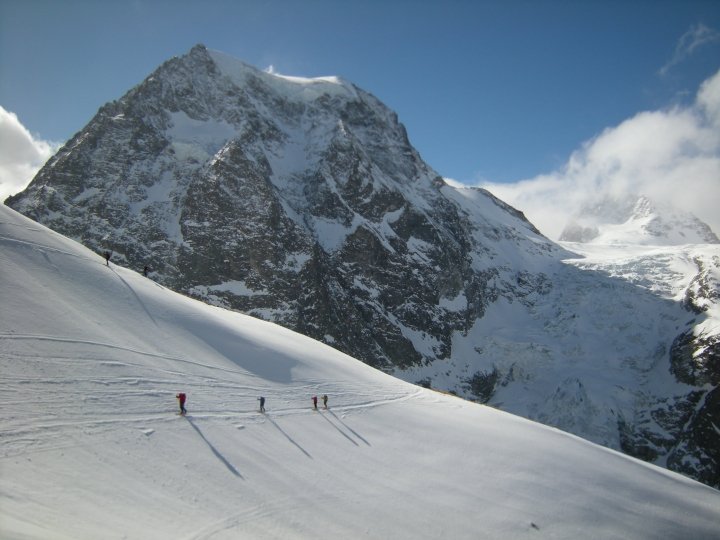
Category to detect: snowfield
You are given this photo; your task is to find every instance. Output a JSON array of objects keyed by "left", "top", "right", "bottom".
[{"left": 1, "top": 204, "right": 719, "bottom": 539}]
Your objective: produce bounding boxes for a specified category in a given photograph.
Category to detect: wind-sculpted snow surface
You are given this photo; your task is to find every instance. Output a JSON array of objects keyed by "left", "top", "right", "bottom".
[
  {"left": 5, "top": 45, "right": 720, "bottom": 488},
  {"left": 3, "top": 206, "right": 720, "bottom": 539}
]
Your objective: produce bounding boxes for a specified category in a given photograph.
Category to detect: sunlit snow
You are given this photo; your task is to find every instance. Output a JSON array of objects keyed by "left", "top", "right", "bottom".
[{"left": 2, "top": 204, "right": 719, "bottom": 539}]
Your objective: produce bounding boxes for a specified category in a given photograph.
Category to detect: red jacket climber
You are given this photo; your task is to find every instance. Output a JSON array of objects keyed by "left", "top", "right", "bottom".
[{"left": 176, "top": 392, "right": 187, "bottom": 415}]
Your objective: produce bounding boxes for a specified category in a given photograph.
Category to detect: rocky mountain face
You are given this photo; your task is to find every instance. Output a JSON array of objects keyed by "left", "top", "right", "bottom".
[
  {"left": 7, "top": 45, "right": 719, "bottom": 489},
  {"left": 7, "top": 44, "right": 559, "bottom": 370}
]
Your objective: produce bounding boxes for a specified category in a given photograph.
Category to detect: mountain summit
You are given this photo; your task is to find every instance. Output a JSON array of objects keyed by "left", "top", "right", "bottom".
[
  {"left": 6, "top": 45, "right": 720, "bottom": 489},
  {"left": 6, "top": 43, "right": 559, "bottom": 370},
  {"left": 560, "top": 194, "right": 719, "bottom": 245}
]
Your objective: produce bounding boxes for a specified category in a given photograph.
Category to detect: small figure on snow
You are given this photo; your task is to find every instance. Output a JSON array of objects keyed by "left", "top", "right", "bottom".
[
  {"left": 176, "top": 392, "right": 187, "bottom": 415},
  {"left": 143, "top": 265, "right": 151, "bottom": 277},
  {"left": 322, "top": 394, "right": 328, "bottom": 409},
  {"left": 258, "top": 396, "right": 265, "bottom": 413},
  {"left": 103, "top": 250, "right": 112, "bottom": 266},
  {"left": 312, "top": 395, "right": 318, "bottom": 410}
]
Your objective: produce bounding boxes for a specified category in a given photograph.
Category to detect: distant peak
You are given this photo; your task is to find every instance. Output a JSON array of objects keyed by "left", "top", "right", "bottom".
[{"left": 560, "top": 194, "right": 719, "bottom": 245}]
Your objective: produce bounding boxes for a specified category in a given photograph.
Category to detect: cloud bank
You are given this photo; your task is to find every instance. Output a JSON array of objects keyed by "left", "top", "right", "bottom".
[
  {"left": 480, "top": 68, "right": 720, "bottom": 240},
  {"left": 0, "top": 106, "right": 59, "bottom": 203}
]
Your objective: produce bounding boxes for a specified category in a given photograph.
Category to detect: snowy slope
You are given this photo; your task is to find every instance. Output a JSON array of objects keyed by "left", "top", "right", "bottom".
[{"left": 2, "top": 207, "right": 719, "bottom": 539}]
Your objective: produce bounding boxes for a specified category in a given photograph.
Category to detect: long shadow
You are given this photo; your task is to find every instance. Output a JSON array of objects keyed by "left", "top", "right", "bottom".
[
  {"left": 264, "top": 414, "right": 313, "bottom": 459},
  {"left": 328, "top": 410, "right": 371, "bottom": 446},
  {"left": 185, "top": 416, "right": 244, "bottom": 478},
  {"left": 319, "top": 411, "right": 358, "bottom": 446}
]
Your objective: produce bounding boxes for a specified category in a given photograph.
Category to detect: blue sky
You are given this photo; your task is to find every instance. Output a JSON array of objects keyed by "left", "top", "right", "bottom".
[{"left": 1, "top": 0, "right": 719, "bottom": 236}]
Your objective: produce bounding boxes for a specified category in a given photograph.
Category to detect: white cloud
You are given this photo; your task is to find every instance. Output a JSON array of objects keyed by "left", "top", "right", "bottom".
[
  {"left": 442, "top": 177, "right": 466, "bottom": 189},
  {"left": 698, "top": 67, "right": 720, "bottom": 124},
  {"left": 660, "top": 24, "right": 720, "bottom": 76},
  {"left": 0, "top": 106, "right": 60, "bottom": 203},
  {"left": 481, "top": 69, "right": 720, "bottom": 240}
]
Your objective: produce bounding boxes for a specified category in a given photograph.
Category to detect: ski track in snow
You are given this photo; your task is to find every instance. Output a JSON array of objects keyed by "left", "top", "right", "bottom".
[
  {"left": 110, "top": 267, "right": 161, "bottom": 327},
  {"left": 184, "top": 496, "right": 302, "bottom": 540},
  {"left": 0, "top": 328, "right": 418, "bottom": 459},
  {"left": 0, "top": 234, "right": 95, "bottom": 264}
]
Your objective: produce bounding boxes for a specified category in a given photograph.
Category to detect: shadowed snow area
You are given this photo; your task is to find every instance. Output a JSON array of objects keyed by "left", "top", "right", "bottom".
[{"left": 1, "top": 204, "right": 718, "bottom": 539}]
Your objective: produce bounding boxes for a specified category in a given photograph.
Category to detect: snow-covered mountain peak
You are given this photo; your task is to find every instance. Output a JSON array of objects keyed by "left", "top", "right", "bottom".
[
  {"left": 560, "top": 193, "right": 719, "bottom": 245},
  {"left": 206, "top": 46, "right": 359, "bottom": 103}
]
